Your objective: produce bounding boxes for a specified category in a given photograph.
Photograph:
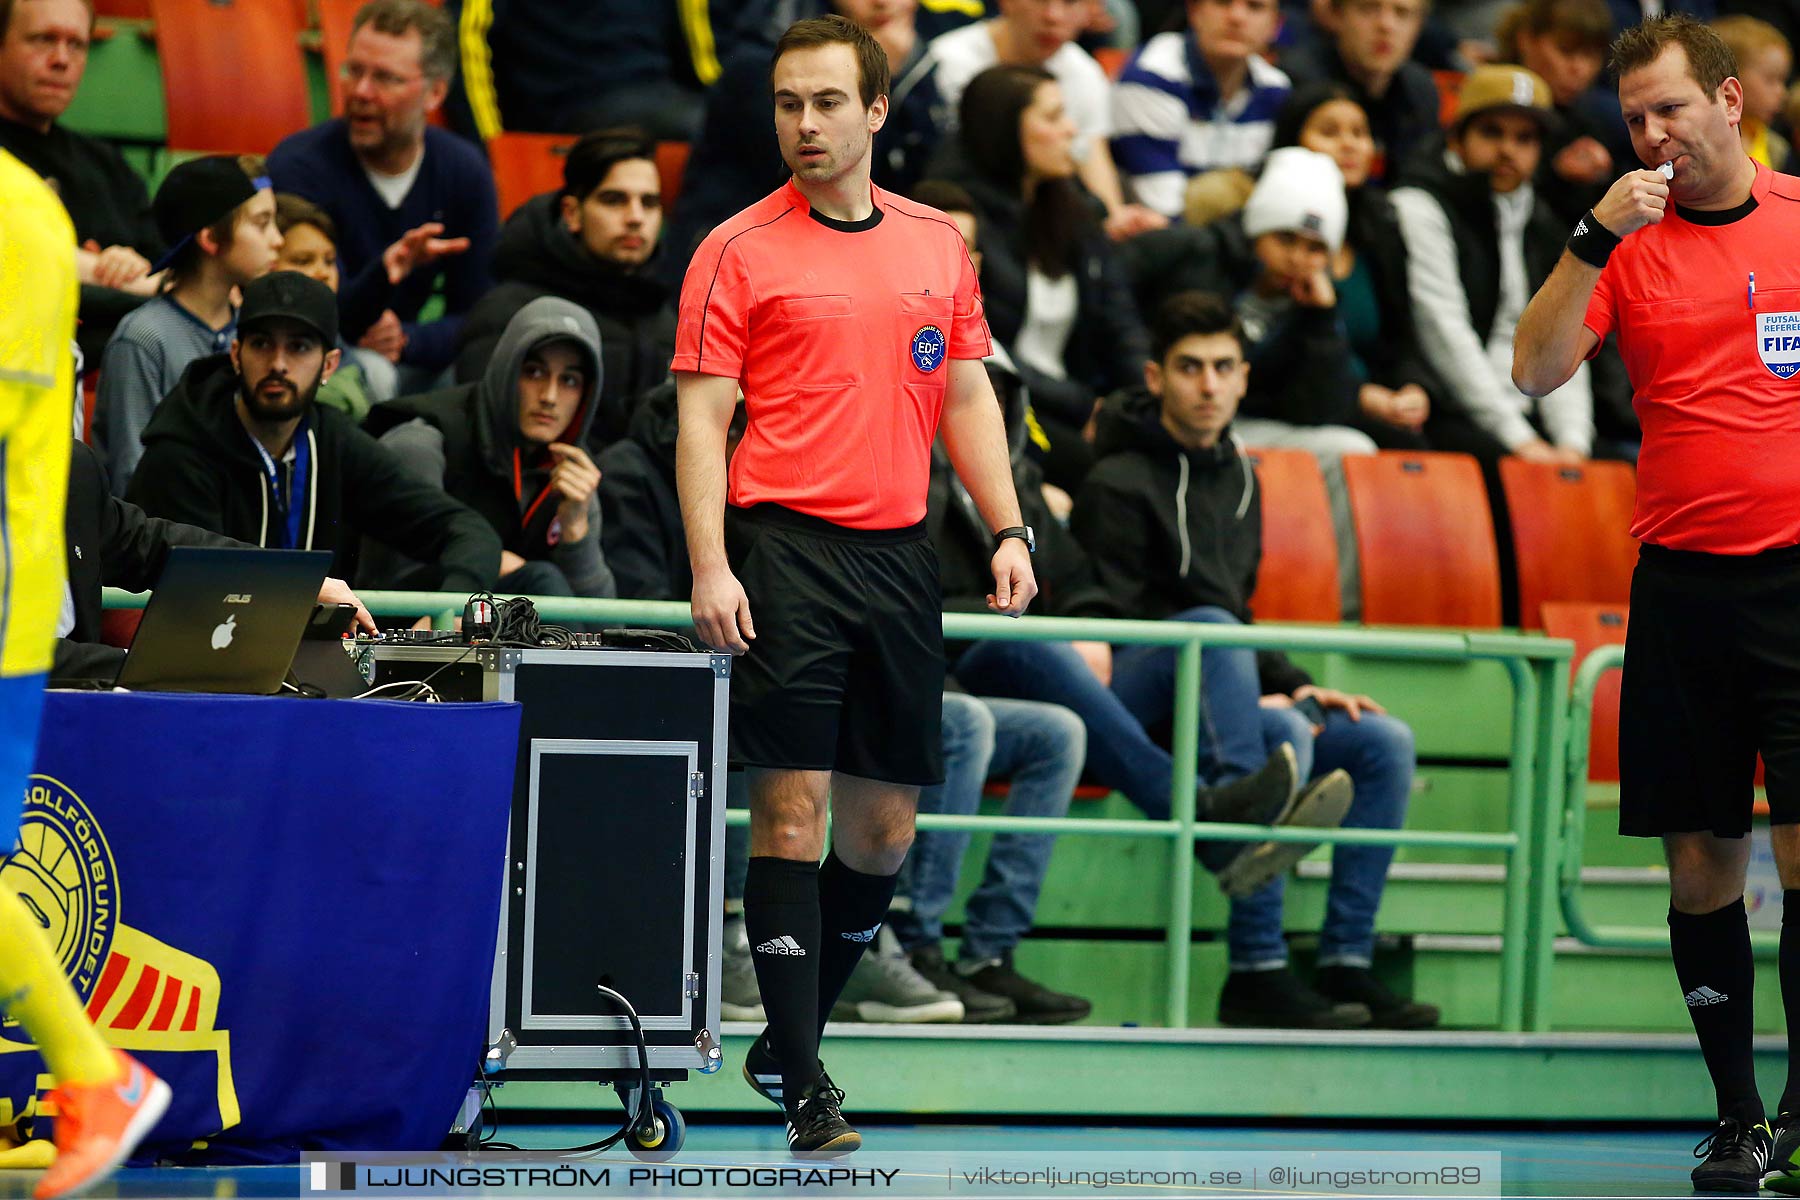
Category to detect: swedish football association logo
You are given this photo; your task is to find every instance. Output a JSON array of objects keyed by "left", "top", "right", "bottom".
[
  {"left": 5, "top": 777, "right": 118, "bottom": 1004},
  {"left": 0, "top": 776, "right": 241, "bottom": 1134}
]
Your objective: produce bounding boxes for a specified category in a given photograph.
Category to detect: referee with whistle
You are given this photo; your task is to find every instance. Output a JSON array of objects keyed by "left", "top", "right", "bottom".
[{"left": 1514, "top": 16, "right": 1800, "bottom": 1192}]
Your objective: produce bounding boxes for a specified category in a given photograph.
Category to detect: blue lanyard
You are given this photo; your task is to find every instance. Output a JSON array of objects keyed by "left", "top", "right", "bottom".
[{"left": 246, "top": 419, "right": 311, "bottom": 549}]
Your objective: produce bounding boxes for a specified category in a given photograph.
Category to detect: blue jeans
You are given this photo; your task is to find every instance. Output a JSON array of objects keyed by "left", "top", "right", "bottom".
[
  {"left": 891, "top": 693, "right": 1085, "bottom": 961},
  {"left": 953, "top": 639, "right": 1220, "bottom": 818},
  {"left": 1110, "top": 606, "right": 1415, "bottom": 970}
]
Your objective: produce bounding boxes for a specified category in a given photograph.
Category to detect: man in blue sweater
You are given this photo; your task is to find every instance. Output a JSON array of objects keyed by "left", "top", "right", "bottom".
[{"left": 268, "top": 0, "right": 495, "bottom": 392}]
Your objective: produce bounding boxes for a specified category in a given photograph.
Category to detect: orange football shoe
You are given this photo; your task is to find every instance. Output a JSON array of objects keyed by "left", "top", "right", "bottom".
[{"left": 33, "top": 1049, "right": 171, "bottom": 1200}]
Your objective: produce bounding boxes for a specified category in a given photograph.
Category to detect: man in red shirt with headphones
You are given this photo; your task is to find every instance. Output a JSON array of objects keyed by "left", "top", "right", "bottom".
[
  {"left": 673, "top": 14, "right": 1035, "bottom": 1155},
  {"left": 1516, "top": 16, "right": 1800, "bottom": 1191}
]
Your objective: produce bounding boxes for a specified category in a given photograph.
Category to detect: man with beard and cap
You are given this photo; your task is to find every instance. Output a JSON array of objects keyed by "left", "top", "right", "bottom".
[
  {"left": 367, "top": 296, "right": 616, "bottom": 598},
  {"left": 454, "top": 129, "right": 675, "bottom": 451},
  {"left": 124, "top": 271, "right": 501, "bottom": 594}
]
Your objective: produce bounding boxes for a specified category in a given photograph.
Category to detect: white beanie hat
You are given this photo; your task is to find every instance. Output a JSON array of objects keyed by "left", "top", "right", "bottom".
[{"left": 1242, "top": 146, "right": 1348, "bottom": 254}]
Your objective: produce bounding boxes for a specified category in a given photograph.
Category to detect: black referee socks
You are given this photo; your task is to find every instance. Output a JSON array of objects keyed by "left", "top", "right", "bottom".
[
  {"left": 815, "top": 852, "right": 902, "bottom": 1036},
  {"left": 744, "top": 856, "right": 822, "bottom": 1109},
  {"left": 1670, "top": 897, "right": 1764, "bottom": 1127},
  {"left": 1779, "top": 889, "right": 1800, "bottom": 1118}
]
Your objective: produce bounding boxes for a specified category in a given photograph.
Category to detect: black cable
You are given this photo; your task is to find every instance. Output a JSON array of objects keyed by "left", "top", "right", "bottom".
[{"left": 475, "top": 984, "right": 657, "bottom": 1157}]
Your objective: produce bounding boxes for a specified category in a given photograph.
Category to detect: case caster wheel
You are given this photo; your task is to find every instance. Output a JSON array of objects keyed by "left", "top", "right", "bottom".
[{"left": 625, "top": 1096, "right": 685, "bottom": 1160}]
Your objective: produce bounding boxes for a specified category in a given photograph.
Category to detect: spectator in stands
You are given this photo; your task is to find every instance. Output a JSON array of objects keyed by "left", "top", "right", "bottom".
[
  {"left": 926, "top": 0, "right": 1167, "bottom": 239},
  {"left": 1230, "top": 147, "right": 1401, "bottom": 453},
  {"left": 0, "top": 0, "right": 164, "bottom": 360},
  {"left": 1390, "top": 64, "right": 1593, "bottom": 464},
  {"left": 365, "top": 297, "right": 616, "bottom": 599},
  {"left": 1280, "top": 0, "right": 1442, "bottom": 180},
  {"left": 666, "top": 0, "right": 950, "bottom": 281},
  {"left": 94, "top": 155, "right": 280, "bottom": 495},
  {"left": 1074, "top": 290, "right": 1436, "bottom": 1031},
  {"left": 269, "top": 0, "right": 493, "bottom": 393},
  {"left": 447, "top": 0, "right": 720, "bottom": 141},
  {"left": 934, "top": 65, "right": 1149, "bottom": 489},
  {"left": 595, "top": 378, "right": 747, "bottom": 601},
  {"left": 1110, "top": 0, "right": 1293, "bottom": 220},
  {"left": 52, "top": 440, "right": 373, "bottom": 685},
  {"left": 1499, "top": 0, "right": 1628, "bottom": 224},
  {"left": 274, "top": 194, "right": 373, "bottom": 424},
  {"left": 456, "top": 129, "right": 675, "bottom": 450},
  {"left": 126, "top": 271, "right": 500, "bottom": 594},
  {"left": 1714, "top": 15, "right": 1792, "bottom": 171},
  {"left": 920, "top": 242, "right": 1343, "bottom": 903},
  {"left": 888, "top": 690, "right": 1094, "bottom": 1024},
  {"left": 1271, "top": 85, "right": 1444, "bottom": 444}
]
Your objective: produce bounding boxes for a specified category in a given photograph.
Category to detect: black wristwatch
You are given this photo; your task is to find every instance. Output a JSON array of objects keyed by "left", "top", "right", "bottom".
[{"left": 994, "top": 525, "right": 1036, "bottom": 554}]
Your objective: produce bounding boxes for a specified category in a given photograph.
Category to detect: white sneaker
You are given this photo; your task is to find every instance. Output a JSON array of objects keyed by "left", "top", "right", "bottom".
[
  {"left": 830, "top": 927, "right": 964, "bottom": 1023},
  {"left": 721, "top": 916, "right": 765, "bottom": 1022}
]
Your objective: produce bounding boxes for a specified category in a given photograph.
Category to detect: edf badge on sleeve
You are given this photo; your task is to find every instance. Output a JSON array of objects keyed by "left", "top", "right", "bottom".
[{"left": 1757, "top": 311, "right": 1800, "bottom": 379}]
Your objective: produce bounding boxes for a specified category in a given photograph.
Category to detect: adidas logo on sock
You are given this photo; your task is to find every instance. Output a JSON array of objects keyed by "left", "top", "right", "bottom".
[
  {"left": 756, "top": 935, "right": 807, "bottom": 956},
  {"left": 841, "top": 924, "right": 881, "bottom": 944},
  {"left": 1685, "top": 985, "right": 1729, "bottom": 1007}
]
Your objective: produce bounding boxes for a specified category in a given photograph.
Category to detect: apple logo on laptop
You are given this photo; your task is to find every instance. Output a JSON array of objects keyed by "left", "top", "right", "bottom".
[{"left": 211, "top": 614, "right": 237, "bottom": 651}]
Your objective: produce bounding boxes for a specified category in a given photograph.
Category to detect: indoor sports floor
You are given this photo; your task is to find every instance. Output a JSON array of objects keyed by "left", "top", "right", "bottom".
[{"left": 0, "top": 1122, "right": 1749, "bottom": 1198}]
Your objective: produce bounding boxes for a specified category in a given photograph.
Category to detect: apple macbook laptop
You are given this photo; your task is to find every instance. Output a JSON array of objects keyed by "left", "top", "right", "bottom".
[{"left": 114, "top": 548, "right": 332, "bottom": 694}]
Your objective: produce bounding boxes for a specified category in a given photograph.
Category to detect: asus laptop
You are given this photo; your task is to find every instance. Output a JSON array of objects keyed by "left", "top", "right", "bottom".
[{"left": 114, "top": 548, "right": 331, "bottom": 695}]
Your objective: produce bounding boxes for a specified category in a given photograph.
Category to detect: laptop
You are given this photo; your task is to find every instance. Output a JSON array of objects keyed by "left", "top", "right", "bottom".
[
  {"left": 287, "top": 603, "right": 374, "bottom": 699},
  {"left": 115, "top": 548, "right": 332, "bottom": 695}
]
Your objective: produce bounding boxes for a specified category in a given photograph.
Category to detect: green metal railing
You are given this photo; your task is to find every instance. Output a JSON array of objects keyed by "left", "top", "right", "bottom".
[
  {"left": 1563, "top": 644, "right": 1779, "bottom": 955},
  {"left": 104, "top": 588, "right": 1574, "bottom": 1029}
]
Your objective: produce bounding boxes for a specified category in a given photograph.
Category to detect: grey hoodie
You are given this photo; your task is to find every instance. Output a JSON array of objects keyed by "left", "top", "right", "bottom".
[{"left": 364, "top": 296, "right": 615, "bottom": 597}]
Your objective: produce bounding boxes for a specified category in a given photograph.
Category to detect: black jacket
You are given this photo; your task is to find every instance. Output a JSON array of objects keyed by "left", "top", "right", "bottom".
[
  {"left": 1072, "top": 388, "right": 1310, "bottom": 695},
  {"left": 927, "top": 361, "right": 1118, "bottom": 628},
  {"left": 125, "top": 355, "right": 501, "bottom": 592},
  {"left": 53, "top": 442, "right": 243, "bottom": 684},
  {"left": 595, "top": 379, "right": 688, "bottom": 601},
  {"left": 454, "top": 194, "right": 677, "bottom": 449},
  {"left": 1391, "top": 140, "right": 1567, "bottom": 347},
  {"left": 1278, "top": 41, "right": 1443, "bottom": 185},
  {"left": 935, "top": 167, "right": 1149, "bottom": 429},
  {"left": 367, "top": 296, "right": 615, "bottom": 596}
]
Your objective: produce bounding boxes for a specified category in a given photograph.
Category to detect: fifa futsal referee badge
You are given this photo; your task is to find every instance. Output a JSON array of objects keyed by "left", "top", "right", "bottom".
[
  {"left": 1757, "top": 310, "right": 1800, "bottom": 380},
  {"left": 911, "top": 325, "right": 947, "bottom": 372}
]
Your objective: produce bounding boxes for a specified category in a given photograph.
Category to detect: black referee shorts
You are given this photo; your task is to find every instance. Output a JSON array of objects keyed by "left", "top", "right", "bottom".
[
  {"left": 723, "top": 503, "right": 945, "bottom": 786},
  {"left": 1619, "top": 542, "right": 1800, "bottom": 838}
]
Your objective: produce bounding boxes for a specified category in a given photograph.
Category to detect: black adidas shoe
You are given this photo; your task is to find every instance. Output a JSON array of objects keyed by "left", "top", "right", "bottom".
[
  {"left": 742, "top": 1029, "right": 831, "bottom": 1113},
  {"left": 1762, "top": 1114, "right": 1800, "bottom": 1192},
  {"left": 909, "top": 943, "right": 1016, "bottom": 1023},
  {"left": 1690, "top": 1117, "right": 1771, "bottom": 1193},
  {"left": 960, "top": 952, "right": 1092, "bottom": 1025},
  {"left": 787, "top": 1081, "right": 861, "bottom": 1156},
  {"left": 1315, "top": 965, "right": 1440, "bottom": 1030},
  {"left": 1217, "top": 965, "right": 1370, "bottom": 1030}
]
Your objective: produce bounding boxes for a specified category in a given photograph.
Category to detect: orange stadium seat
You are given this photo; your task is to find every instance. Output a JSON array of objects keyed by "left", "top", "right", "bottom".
[
  {"left": 1500, "top": 458, "right": 1637, "bottom": 631},
  {"left": 151, "top": 0, "right": 310, "bottom": 155},
  {"left": 656, "top": 140, "right": 690, "bottom": 216},
  {"left": 487, "top": 131, "right": 575, "bottom": 219},
  {"left": 1246, "top": 448, "right": 1340, "bottom": 622},
  {"left": 1344, "top": 451, "right": 1501, "bottom": 627},
  {"left": 1092, "top": 46, "right": 1130, "bottom": 79},
  {"left": 317, "top": 0, "right": 360, "bottom": 116},
  {"left": 1542, "top": 602, "right": 1628, "bottom": 782},
  {"left": 1433, "top": 69, "right": 1465, "bottom": 127}
]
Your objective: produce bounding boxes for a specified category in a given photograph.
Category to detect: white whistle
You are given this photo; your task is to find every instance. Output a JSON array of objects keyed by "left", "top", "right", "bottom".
[{"left": 1658, "top": 161, "right": 1675, "bottom": 180}]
